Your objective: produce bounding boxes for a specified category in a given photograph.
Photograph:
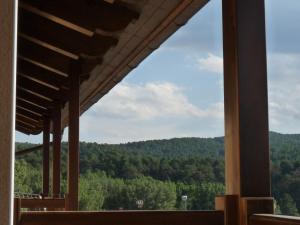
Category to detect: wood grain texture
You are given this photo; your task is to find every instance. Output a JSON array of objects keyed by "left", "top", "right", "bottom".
[
  {"left": 20, "top": 211, "right": 224, "bottom": 225},
  {"left": 20, "top": 198, "right": 65, "bottom": 209},
  {"left": 67, "top": 60, "right": 81, "bottom": 210},
  {"left": 250, "top": 214, "right": 300, "bottom": 225},
  {"left": 222, "top": 0, "right": 270, "bottom": 197},
  {"left": 52, "top": 103, "right": 62, "bottom": 197},
  {"left": 0, "top": 0, "right": 17, "bottom": 224},
  {"left": 43, "top": 118, "right": 50, "bottom": 196},
  {"left": 215, "top": 195, "right": 239, "bottom": 225}
]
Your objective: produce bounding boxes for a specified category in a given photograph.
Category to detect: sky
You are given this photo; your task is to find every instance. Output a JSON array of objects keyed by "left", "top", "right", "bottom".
[{"left": 16, "top": 0, "right": 300, "bottom": 144}]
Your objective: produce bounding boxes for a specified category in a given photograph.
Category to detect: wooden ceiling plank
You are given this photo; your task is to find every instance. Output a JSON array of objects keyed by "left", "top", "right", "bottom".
[
  {"left": 17, "top": 107, "right": 43, "bottom": 122},
  {"left": 16, "top": 123, "right": 41, "bottom": 135},
  {"left": 16, "top": 124, "right": 33, "bottom": 135},
  {"left": 16, "top": 116, "right": 42, "bottom": 129},
  {"left": 20, "top": 0, "right": 139, "bottom": 32},
  {"left": 18, "top": 9, "right": 118, "bottom": 57},
  {"left": 18, "top": 37, "right": 72, "bottom": 74},
  {"left": 17, "top": 75, "right": 62, "bottom": 100},
  {"left": 17, "top": 88, "right": 54, "bottom": 109},
  {"left": 18, "top": 58, "right": 67, "bottom": 88},
  {"left": 17, "top": 98, "right": 49, "bottom": 116}
]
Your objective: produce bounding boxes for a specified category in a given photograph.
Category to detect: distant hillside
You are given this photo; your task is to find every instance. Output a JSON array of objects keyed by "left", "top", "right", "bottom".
[{"left": 15, "top": 131, "right": 300, "bottom": 214}]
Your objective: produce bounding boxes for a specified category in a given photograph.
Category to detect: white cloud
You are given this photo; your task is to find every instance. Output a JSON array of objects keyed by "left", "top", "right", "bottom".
[
  {"left": 197, "top": 53, "right": 223, "bottom": 74},
  {"left": 80, "top": 82, "right": 224, "bottom": 143},
  {"left": 267, "top": 53, "right": 300, "bottom": 132}
]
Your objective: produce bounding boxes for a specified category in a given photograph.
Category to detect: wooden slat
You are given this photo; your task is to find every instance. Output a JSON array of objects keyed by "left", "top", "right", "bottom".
[
  {"left": 19, "top": 9, "right": 118, "bottom": 57},
  {"left": 17, "top": 98, "right": 49, "bottom": 116},
  {"left": 16, "top": 107, "right": 43, "bottom": 121},
  {"left": 15, "top": 144, "right": 43, "bottom": 156},
  {"left": 20, "top": 0, "right": 139, "bottom": 32},
  {"left": 222, "top": 0, "right": 270, "bottom": 197},
  {"left": 16, "top": 124, "right": 36, "bottom": 135},
  {"left": 250, "top": 214, "right": 300, "bottom": 225},
  {"left": 18, "top": 58, "right": 68, "bottom": 88},
  {"left": 20, "top": 198, "right": 65, "bottom": 209},
  {"left": 17, "top": 88, "right": 54, "bottom": 109},
  {"left": 18, "top": 75, "right": 66, "bottom": 101},
  {"left": 20, "top": 211, "right": 224, "bottom": 225},
  {"left": 16, "top": 114, "right": 42, "bottom": 129},
  {"left": 18, "top": 37, "right": 73, "bottom": 74}
]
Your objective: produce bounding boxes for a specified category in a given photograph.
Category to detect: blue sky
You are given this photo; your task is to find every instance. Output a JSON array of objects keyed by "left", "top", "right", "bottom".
[{"left": 16, "top": 0, "right": 300, "bottom": 144}]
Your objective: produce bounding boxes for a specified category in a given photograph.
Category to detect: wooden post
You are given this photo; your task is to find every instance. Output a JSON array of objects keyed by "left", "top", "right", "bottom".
[
  {"left": 222, "top": 0, "right": 272, "bottom": 224},
  {"left": 43, "top": 118, "right": 50, "bottom": 197},
  {"left": 67, "top": 60, "right": 81, "bottom": 210},
  {"left": 0, "top": 0, "right": 17, "bottom": 224},
  {"left": 223, "top": 0, "right": 270, "bottom": 198},
  {"left": 52, "top": 102, "right": 62, "bottom": 198}
]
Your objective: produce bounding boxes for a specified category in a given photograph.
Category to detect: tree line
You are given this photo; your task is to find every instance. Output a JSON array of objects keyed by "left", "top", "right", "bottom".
[{"left": 15, "top": 132, "right": 300, "bottom": 215}]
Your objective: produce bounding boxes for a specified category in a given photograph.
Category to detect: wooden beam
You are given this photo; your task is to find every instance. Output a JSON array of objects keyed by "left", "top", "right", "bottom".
[
  {"left": 16, "top": 107, "right": 43, "bottom": 122},
  {"left": 18, "top": 9, "right": 118, "bottom": 57},
  {"left": 18, "top": 36, "right": 73, "bottom": 74},
  {"left": 17, "top": 88, "right": 54, "bottom": 109},
  {"left": 222, "top": 0, "right": 270, "bottom": 197},
  {"left": 17, "top": 98, "right": 49, "bottom": 116},
  {"left": 18, "top": 58, "right": 68, "bottom": 88},
  {"left": 18, "top": 75, "right": 69, "bottom": 102},
  {"left": 250, "top": 214, "right": 300, "bottom": 225},
  {"left": 16, "top": 125, "right": 38, "bottom": 135},
  {"left": 20, "top": 198, "right": 65, "bottom": 209},
  {"left": 20, "top": 0, "right": 139, "bottom": 32},
  {"left": 20, "top": 211, "right": 224, "bottom": 225},
  {"left": 42, "top": 118, "right": 50, "bottom": 197},
  {"left": 67, "top": 61, "right": 81, "bottom": 210},
  {"left": 52, "top": 102, "right": 62, "bottom": 198},
  {"left": 0, "top": 0, "right": 17, "bottom": 223}
]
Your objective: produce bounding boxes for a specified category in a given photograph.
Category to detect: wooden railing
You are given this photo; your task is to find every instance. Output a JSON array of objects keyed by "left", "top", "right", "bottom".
[
  {"left": 250, "top": 214, "right": 300, "bottom": 225},
  {"left": 19, "top": 210, "right": 224, "bottom": 225},
  {"left": 20, "top": 198, "right": 65, "bottom": 209}
]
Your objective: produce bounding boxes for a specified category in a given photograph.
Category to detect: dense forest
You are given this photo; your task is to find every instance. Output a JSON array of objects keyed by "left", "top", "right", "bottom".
[{"left": 15, "top": 132, "right": 300, "bottom": 215}]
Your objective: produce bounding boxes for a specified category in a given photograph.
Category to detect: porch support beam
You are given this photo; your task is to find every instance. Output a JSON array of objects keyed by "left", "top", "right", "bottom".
[
  {"left": 222, "top": 0, "right": 270, "bottom": 197},
  {"left": 52, "top": 102, "right": 61, "bottom": 198},
  {"left": 0, "top": 0, "right": 17, "bottom": 224},
  {"left": 67, "top": 60, "right": 81, "bottom": 210},
  {"left": 42, "top": 117, "right": 50, "bottom": 197}
]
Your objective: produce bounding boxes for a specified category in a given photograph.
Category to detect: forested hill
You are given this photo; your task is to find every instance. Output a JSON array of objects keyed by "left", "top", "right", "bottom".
[{"left": 15, "top": 131, "right": 300, "bottom": 214}]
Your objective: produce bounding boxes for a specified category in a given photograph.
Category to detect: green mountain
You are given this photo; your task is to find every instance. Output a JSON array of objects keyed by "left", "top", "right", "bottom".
[{"left": 15, "top": 131, "right": 300, "bottom": 214}]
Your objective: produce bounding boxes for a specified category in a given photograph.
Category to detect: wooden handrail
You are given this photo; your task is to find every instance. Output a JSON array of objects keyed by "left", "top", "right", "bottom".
[
  {"left": 20, "top": 198, "right": 65, "bottom": 209},
  {"left": 250, "top": 214, "right": 300, "bottom": 225},
  {"left": 15, "top": 142, "right": 54, "bottom": 156},
  {"left": 20, "top": 210, "right": 224, "bottom": 225}
]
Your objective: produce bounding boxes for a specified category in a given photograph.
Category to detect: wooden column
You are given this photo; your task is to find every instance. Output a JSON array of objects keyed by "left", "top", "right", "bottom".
[
  {"left": 0, "top": 0, "right": 17, "bottom": 224},
  {"left": 43, "top": 118, "right": 50, "bottom": 197},
  {"left": 67, "top": 60, "right": 81, "bottom": 210},
  {"left": 52, "top": 103, "right": 62, "bottom": 198},
  {"left": 222, "top": 0, "right": 271, "bottom": 197}
]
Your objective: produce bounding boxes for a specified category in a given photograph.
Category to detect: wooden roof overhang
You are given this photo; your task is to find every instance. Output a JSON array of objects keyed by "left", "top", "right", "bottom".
[{"left": 16, "top": 0, "right": 209, "bottom": 135}]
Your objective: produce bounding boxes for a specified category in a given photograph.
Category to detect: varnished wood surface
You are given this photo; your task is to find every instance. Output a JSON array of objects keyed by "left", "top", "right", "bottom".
[
  {"left": 67, "top": 61, "right": 81, "bottom": 210},
  {"left": 20, "top": 210, "right": 224, "bottom": 225},
  {"left": 42, "top": 118, "right": 50, "bottom": 196},
  {"left": 250, "top": 214, "right": 300, "bottom": 225},
  {"left": 20, "top": 198, "right": 65, "bottom": 209},
  {"left": 222, "top": 0, "right": 270, "bottom": 197}
]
